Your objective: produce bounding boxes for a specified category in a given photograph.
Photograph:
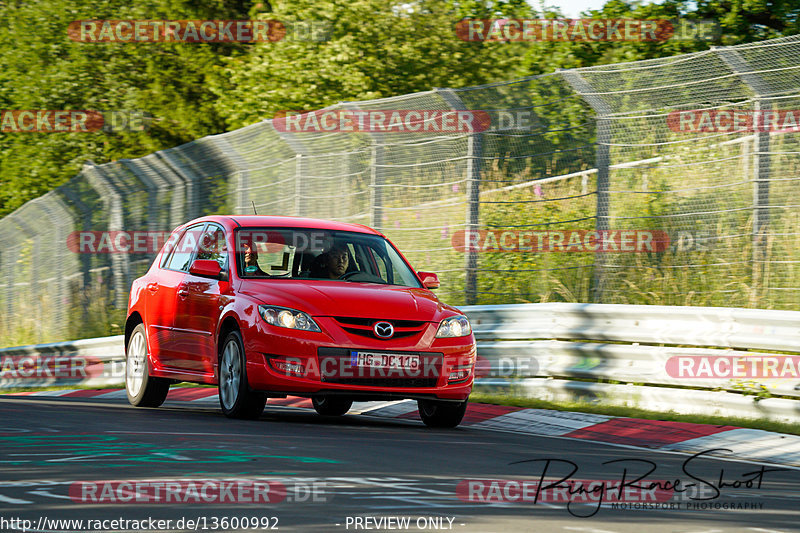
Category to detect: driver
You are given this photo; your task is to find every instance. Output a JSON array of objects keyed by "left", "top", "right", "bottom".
[
  {"left": 241, "top": 240, "right": 267, "bottom": 276},
  {"left": 310, "top": 245, "right": 349, "bottom": 279}
]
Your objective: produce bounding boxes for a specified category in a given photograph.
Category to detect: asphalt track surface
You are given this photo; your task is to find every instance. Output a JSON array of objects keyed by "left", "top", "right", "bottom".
[{"left": 0, "top": 394, "right": 798, "bottom": 533}]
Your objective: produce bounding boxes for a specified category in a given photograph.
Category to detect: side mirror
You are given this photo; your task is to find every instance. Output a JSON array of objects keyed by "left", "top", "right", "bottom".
[
  {"left": 418, "top": 271, "right": 440, "bottom": 289},
  {"left": 190, "top": 259, "right": 223, "bottom": 279}
]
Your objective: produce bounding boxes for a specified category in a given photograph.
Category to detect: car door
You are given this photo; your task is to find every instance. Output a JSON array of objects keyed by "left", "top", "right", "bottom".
[
  {"left": 171, "top": 223, "right": 229, "bottom": 374},
  {"left": 149, "top": 223, "right": 205, "bottom": 370}
]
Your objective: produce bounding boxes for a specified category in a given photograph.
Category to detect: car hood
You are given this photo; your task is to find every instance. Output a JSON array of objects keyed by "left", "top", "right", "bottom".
[{"left": 237, "top": 280, "right": 454, "bottom": 321}]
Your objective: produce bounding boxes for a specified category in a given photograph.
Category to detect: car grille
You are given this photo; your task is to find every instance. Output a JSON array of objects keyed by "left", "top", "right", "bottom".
[
  {"left": 332, "top": 317, "right": 428, "bottom": 340},
  {"left": 318, "top": 347, "right": 441, "bottom": 388}
]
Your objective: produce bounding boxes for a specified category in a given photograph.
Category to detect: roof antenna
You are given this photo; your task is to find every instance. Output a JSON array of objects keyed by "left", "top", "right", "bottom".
[{"left": 251, "top": 201, "right": 258, "bottom": 215}]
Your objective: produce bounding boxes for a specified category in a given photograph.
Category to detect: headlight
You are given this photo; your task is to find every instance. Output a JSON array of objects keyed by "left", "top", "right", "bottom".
[
  {"left": 258, "top": 305, "right": 321, "bottom": 332},
  {"left": 435, "top": 315, "right": 472, "bottom": 338}
]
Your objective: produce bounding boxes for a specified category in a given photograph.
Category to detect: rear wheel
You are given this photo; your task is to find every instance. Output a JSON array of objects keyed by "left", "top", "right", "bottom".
[
  {"left": 418, "top": 399, "right": 468, "bottom": 428},
  {"left": 312, "top": 396, "right": 353, "bottom": 416},
  {"left": 219, "top": 330, "right": 266, "bottom": 419},
  {"left": 126, "top": 324, "right": 170, "bottom": 407}
]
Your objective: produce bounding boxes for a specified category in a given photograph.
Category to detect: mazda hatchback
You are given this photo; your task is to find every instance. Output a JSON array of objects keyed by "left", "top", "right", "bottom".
[{"left": 125, "top": 216, "right": 476, "bottom": 427}]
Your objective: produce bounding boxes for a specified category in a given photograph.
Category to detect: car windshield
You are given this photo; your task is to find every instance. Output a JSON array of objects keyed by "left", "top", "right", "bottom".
[{"left": 234, "top": 228, "right": 423, "bottom": 288}]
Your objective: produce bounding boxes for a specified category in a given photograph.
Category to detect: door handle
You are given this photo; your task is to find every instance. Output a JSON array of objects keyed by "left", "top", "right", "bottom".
[
  {"left": 147, "top": 283, "right": 158, "bottom": 294},
  {"left": 178, "top": 289, "right": 189, "bottom": 299}
]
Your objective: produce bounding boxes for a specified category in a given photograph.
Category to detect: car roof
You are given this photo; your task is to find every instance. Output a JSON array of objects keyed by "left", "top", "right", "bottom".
[{"left": 195, "top": 215, "right": 382, "bottom": 235}]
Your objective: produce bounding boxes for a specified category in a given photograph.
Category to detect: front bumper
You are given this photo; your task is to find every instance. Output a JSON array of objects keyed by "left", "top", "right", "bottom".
[{"left": 242, "top": 317, "right": 476, "bottom": 401}]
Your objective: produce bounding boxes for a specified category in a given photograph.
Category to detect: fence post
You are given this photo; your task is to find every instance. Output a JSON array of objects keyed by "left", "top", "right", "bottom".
[
  {"left": 715, "top": 47, "right": 773, "bottom": 269},
  {"left": 83, "top": 161, "right": 129, "bottom": 309},
  {"left": 152, "top": 152, "right": 189, "bottom": 226},
  {"left": 36, "top": 195, "right": 74, "bottom": 339},
  {"left": 213, "top": 136, "right": 251, "bottom": 215},
  {"left": 437, "top": 88, "right": 483, "bottom": 305},
  {"left": 9, "top": 214, "right": 40, "bottom": 340},
  {"left": 369, "top": 143, "right": 384, "bottom": 228},
  {"left": 560, "top": 70, "right": 613, "bottom": 303},
  {"left": 157, "top": 150, "right": 200, "bottom": 220},
  {"left": 58, "top": 182, "right": 93, "bottom": 325},
  {"left": 272, "top": 129, "right": 309, "bottom": 218}
]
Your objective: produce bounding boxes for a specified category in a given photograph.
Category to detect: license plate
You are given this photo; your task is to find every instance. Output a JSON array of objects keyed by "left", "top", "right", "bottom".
[{"left": 351, "top": 351, "right": 420, "bottom": 370}]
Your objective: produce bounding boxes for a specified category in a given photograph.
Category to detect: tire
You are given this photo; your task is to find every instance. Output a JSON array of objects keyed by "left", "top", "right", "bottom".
[
  {"left": 417, "top": 399, "right": 468, "bottom": 428},
  {"left": 312, "top": 396, "right": 353, "bottom": 416},
  {"left": 126, "top": 324, "right": 170, "bottom": 407},
  {"left": 218, "top": 330, "right": 266, "bottom": 419}
]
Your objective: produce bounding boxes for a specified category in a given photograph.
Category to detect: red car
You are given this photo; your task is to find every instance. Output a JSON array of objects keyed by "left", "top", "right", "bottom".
[{"left": 124, "top": 216, "right": 476, "bottom": 428}]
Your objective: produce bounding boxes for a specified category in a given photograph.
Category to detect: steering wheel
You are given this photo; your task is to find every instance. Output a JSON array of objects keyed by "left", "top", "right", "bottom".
[{"left": 339, "top": 271, "right": 363, "bottom": 280}]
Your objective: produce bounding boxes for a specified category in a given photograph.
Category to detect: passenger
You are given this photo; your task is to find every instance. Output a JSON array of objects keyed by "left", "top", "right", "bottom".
[{"left": 310, "top": 245, "right": 350, "bottom": 279}]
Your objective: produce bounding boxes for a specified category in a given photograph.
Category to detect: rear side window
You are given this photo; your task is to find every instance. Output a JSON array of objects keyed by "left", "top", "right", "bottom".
[
  {"left": 197, "top": 224, "right": 228, "bottom": 270},
  {"left": 164, "top": 224, "right": 205, "bottom": 272}
]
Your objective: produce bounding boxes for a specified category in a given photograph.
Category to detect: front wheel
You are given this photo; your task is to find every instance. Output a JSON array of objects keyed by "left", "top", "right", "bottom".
[
  {"left": 218, "top": 330, "right": 266, "bottom": 419},
  {"left": 312, "top": 396, "right": 353, "bottom": 416},
  {"left": 126, "top": 324, "right": 170, "bottom": 407},
  {"left": 418, "top": 399, "right": 468, "bottom": 428}
]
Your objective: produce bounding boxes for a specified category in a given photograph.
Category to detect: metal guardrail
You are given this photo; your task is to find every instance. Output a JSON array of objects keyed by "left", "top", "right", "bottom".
[
  {"left": 1, "top": 303, "right": 798, "bottom": 422},
  {"left": 0, "top": 335, "right": 124, "bottom": 389}
]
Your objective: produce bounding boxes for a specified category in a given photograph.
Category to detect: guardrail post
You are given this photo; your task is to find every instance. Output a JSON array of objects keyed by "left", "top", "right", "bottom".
[
  {"left": 560, "top": 71, "right": 612, "bottom": 302},
  {"left": 714, "top": 47, "right": 773, "bottom": 271}
]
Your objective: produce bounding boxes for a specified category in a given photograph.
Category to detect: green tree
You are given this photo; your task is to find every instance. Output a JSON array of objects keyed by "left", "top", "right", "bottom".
[
  {"left": 211, "top": 0, "right": 535, "bottom": 128},
  {"left": 0, "top": 0, "right": 252, "bottom": 216}
]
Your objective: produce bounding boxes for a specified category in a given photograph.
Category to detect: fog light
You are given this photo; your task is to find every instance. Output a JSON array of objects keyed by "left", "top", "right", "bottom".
[
  {"left": 270, "top": 358, "right": 305, "bottom": 376},
  {"left": 448, "top": 368, "right": 471, "bottom": 382}
]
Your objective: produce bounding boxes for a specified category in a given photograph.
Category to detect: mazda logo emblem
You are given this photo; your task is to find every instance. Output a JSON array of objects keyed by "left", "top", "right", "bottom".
[{"left": 373, "top": 321, "right": 394, "bottom": 338}]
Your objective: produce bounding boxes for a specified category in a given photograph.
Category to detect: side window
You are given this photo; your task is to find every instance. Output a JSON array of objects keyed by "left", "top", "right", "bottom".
[
  {"left": 196, "top": 225, "right": 227, "bottom": 270},
  {"left": 165, "top": 224, "right": 205, "bottom": 272}
]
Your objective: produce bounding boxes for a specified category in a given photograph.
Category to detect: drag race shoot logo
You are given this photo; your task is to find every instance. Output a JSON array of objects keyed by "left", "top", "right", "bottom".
[
  {"left": 1, "top": 110, "right": 148, "bottom": 133},
  {"left": 667, "top": 355, "right": 800, "bottom": 379},
  {"left": 668, "top": 109, "right": 800, "bottom": 133},
  {"left": 273, "top": 110, "right": 491, "bottom": 134},
  {"left": 451, "top": 230, "right": 670, "bottom": 253}
]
